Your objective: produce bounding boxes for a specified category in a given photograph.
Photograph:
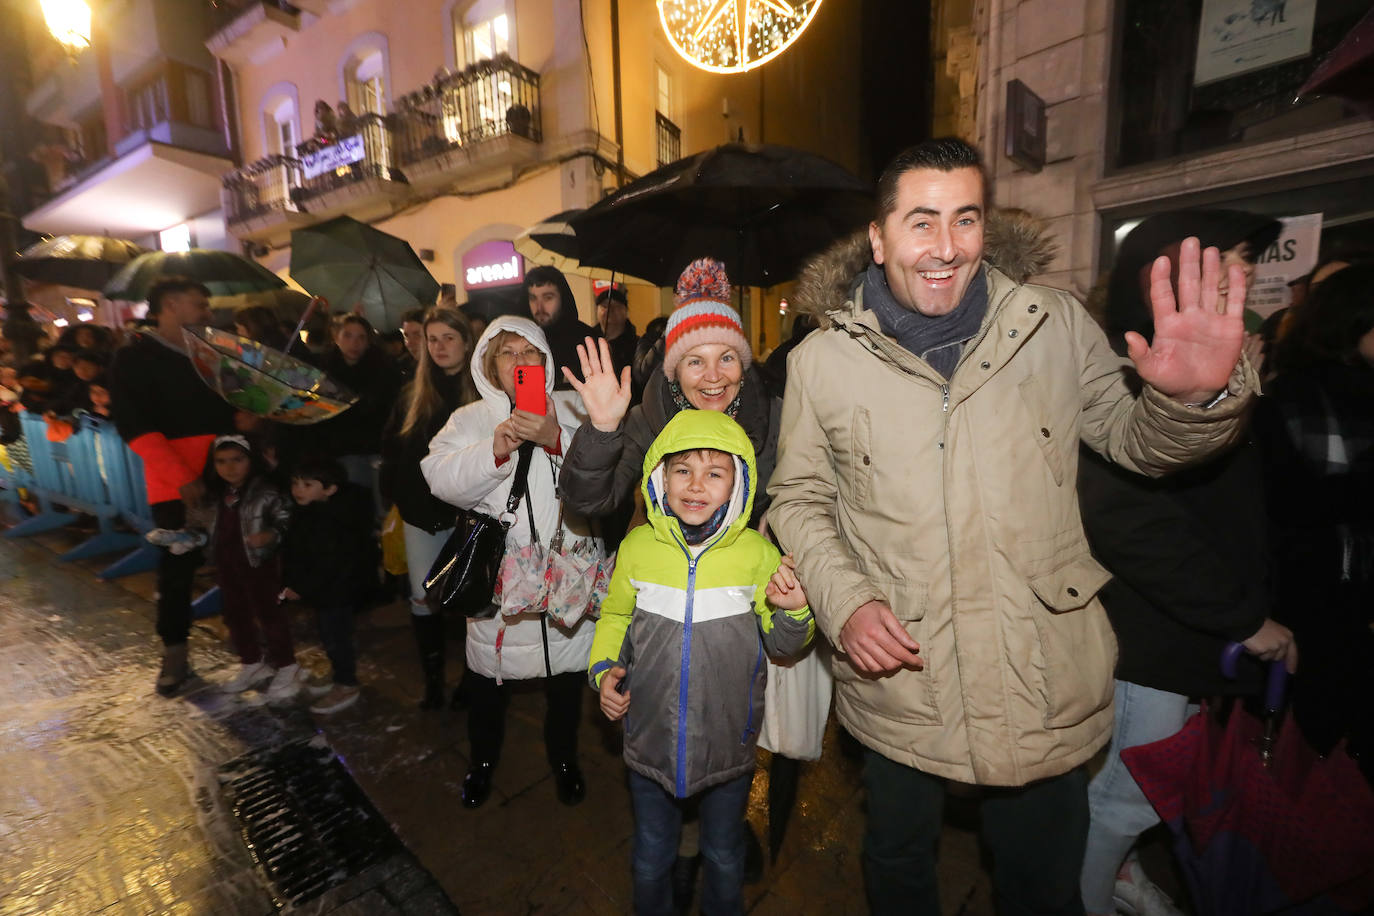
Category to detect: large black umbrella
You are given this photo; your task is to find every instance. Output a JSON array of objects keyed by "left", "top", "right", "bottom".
[
  {"left": 290, "top": 216, "right": 439, "bottom": 331},
  {"left": 513, "top": 209, "right": 652, "bottom": 286},
  {"left": 15, "top": 235, "right": 148, "bottom": 291},
  {"left": 103, "top": 249, "right": 286, "bottom": 301},
  {"left": 567, "top": 143, "right": 872, "bottom": 288}
]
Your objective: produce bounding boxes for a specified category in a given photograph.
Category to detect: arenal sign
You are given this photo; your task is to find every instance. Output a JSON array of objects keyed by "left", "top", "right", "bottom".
[
  {"left": 463, "top": 240, "right": 525, "bottom": 290},
  {"left": 301, "top": 134, "right": 366, "bottom": 180}
]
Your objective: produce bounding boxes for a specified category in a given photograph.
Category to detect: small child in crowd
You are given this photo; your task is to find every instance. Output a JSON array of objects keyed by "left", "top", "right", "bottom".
[
  {"left": 280, "top": 456, "right": 375, "bottom": 714},
  {"left": 589, "top": 410, "right": 813, "bottom": 915},
  {"left": 197, "top": 435, "right": 300, "bottom": 701}
]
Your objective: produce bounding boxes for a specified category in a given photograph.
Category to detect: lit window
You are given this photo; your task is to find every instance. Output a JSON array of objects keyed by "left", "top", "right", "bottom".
[
  {"left": 454, "top": 0, "right": 513, "bottom": 67},
  {"left": 656, "top": 64, "right": 673, "bottom": 119}
]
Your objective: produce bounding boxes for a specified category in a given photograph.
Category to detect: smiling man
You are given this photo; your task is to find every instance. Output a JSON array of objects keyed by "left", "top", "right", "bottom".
[{"left": 768, "top": 138, "right": 1260, "bottom": 915}]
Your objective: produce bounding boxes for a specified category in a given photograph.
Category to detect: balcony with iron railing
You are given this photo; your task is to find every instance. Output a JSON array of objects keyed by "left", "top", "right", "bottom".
[
  {"left": 392, "top": 54, "right": 543, "bottom": 189},
  {"left": 223, "top": 55, "right": 544, "bottom": 243},
  {"left": 656, "top": 112, "right": 681, "bottom": 168}
]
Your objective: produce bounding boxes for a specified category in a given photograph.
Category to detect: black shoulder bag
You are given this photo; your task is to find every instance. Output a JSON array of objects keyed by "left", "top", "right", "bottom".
[{"left": 424, "top": 442, "right": 535, "bottom": 618}]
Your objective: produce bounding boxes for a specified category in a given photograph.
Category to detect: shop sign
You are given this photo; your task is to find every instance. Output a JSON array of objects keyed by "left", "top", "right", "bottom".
[
  {"left": 301, "top": 134, "right": 366, "bottom": 180},
  {"left": 1194, "top": 0, "right": 1317, "bottom": 86},
  {"left": 463, "top": 240, "right": 525, "bottom": 291},
  {"left": 1248, "top": 213, "right": 1322, "bottom": 317}
]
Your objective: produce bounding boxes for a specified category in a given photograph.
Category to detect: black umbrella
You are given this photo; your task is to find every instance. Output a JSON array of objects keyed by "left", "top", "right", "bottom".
[
  {"left": 290, "top": 216, "right": 439, "bottom": 332},
  {"left": 567, "top": 143, "right": 872, "bottom": 287},
  {"left": 104, "top": 249, "right": 286, "bottom": 301},
  {"left": 15, "top": 235, "right": 148, "bottom": 291},
  {"left": 513, "top": 209, "right": 652, "bottom": 285}
]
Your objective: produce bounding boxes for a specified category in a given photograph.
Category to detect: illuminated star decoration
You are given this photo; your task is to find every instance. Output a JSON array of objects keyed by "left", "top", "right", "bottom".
[{"left": 658, "top": 0, "right": 824, "bottom": 74}]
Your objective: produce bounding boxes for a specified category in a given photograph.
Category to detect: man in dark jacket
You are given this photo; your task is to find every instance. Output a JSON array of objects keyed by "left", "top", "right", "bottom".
[
  {"left": 110, "top": 277, "right": 236, "bottom": 696},
  {"left": 592, "top": 286, "right": 638, "bottom": 377},
  {"left": 524, "top": 265, "right": 593, "bottom": 389}
]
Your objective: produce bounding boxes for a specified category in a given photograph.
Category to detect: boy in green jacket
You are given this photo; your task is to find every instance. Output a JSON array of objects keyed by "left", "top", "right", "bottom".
[{"left": 590, "top": 409, "right": 813, "bottom": 914}]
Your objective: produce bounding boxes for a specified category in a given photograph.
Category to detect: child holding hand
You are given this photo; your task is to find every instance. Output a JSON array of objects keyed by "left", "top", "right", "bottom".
[{"left": 589, "top": 410, "right": 813, "bottom": 915}]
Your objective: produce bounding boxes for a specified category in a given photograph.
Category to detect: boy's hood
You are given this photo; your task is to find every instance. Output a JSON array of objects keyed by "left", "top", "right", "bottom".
[
  {"left": 642, "top": 410, "right": 758, "bottom": 552},
  {"left": 470, "top": 315, "right": 556, "bottom": 405}
]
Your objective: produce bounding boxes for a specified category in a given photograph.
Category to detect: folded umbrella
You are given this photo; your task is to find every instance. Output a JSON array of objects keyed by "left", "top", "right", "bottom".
[
  {"left": 290, "top": 216, "right": 439, "bottom": 332},
  {"left": 1122, "top": 650, "right": 1374, "bottom": 915},
  {"left": 104, "top": 249, "right": 286, "bottom": 301}
]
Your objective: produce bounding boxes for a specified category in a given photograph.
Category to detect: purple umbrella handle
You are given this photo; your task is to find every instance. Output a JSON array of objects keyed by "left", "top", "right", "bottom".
[{"left": 1221, "top": 641, "right": 1289, "bottom": 715}]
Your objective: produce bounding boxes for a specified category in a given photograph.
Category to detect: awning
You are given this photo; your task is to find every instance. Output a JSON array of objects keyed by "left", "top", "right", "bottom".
[{"left": 22, "top": 140, "right": 232, "bottom": 238}]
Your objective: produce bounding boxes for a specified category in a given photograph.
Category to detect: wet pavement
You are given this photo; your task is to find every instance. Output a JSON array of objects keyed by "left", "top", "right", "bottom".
[{"left": 1, "top": 526, "right": 1175, "bottom": 915}]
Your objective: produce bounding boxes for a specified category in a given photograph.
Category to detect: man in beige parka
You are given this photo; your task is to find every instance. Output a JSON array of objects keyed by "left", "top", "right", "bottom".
[{"left": 767, "top": 139, "right": 1257, "bottom": 916}]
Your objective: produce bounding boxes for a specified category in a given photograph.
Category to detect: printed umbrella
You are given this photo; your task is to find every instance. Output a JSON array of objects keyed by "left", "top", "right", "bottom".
[
  {"left": 103, "top": 249, "right": 286, "bottom": 301},
  {"left": 567, "top": 143, "right": 872, "bottom": 288},
  {"left": 290, "top": 216, "right": 439, "bottom": 331},
  {"left": 14, "top": 235, "right": 148, "bottom": 291},
  {"left": 1122, "top": 651, "right": 1374, "bottom": 915},
  {"left": 182, "top": 326, "right": 357, "bottom": 425}
]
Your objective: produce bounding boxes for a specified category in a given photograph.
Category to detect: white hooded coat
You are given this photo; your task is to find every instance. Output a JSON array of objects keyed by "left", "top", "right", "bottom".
[{"left": 420, "top": 316, "right": 598, "bottom": 681}]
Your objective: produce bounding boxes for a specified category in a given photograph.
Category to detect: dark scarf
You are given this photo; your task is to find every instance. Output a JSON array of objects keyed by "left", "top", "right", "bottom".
[
  {"left": 863, "top": 262, "right": 989, "bottom": 379},
  {"left": 665, "top": 501, "right": 732, "bottom": 546}
]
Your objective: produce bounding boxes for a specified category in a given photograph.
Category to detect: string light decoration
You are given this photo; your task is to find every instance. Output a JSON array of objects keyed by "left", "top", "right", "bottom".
[
  {"left": 40, "top": 0, "right": 92, "bottom": 53},
  {"left": 658, "top": 0, "right": 823, "bottom": 74}
]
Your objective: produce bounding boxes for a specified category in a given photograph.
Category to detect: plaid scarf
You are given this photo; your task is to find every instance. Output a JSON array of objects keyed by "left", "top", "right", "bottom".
[{"left": 1277, "top": 364, "right": 1374, "bottom": 476}]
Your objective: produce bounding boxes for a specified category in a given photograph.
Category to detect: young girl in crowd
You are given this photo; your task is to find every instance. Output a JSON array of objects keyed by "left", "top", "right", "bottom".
[{"left": 198, "top": 435, "right": 300, "bottom": 702}]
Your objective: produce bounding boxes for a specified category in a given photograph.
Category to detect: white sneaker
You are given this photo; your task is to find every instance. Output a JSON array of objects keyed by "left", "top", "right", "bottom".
[
  {"left": 302, "top": 672, "right": 335, "bottom": 698},
  {"left": 263, "top": 663, "right": 305, "bottom": 703},
  {"left": 1113, "top": 859, "right": 1184, "bottom": 916},
  {"left": 221, "top": 661, "right": 274, "bottom": 694}
]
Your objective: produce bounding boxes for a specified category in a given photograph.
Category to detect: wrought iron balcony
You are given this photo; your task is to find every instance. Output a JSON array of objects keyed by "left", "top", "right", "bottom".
[
  {"left": 656, "top": 112, "right": 681, "bottom": 168},
  {"left": 222, "top": 153, "right": 303, "bottom": 224}
]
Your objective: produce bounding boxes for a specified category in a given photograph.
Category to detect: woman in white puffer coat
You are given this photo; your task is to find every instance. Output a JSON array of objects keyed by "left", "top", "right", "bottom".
[{"left": 421, "top": 316, "right": 598, "bottom": 810}]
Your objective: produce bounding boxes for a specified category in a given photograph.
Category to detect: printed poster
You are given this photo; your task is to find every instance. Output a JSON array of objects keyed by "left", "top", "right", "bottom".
[
  {"left": 1194, "top": 0, "right": 1318, "bottom": 86},
  {"left": 1247, "top": 213, "right": 1322, "bottom": 317}
]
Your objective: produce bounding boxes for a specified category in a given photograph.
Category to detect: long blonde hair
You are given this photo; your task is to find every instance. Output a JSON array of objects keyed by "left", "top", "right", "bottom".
[{"left": 400, "top": 307, "right": 478, "bottom": 438}]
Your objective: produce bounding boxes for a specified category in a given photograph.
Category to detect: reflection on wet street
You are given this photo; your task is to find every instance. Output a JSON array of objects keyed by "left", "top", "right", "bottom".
[{"left": 0, "top": 531, "right": 1003, "bottom": 915}]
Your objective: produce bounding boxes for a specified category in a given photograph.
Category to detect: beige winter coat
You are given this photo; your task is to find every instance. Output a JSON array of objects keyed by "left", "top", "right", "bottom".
[{"left": 767, "top": 230, "right": 1257, "bottom": 786}]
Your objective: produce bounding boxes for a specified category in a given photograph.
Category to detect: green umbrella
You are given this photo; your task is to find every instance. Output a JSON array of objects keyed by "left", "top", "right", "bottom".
[
  {"left": 15, "top": 234, "right": 148, "bottom": 291},
  {"left": 289, "top": 216, "right": 439, "bottom": 332},
  {"left": 103, "top": 249, "right": 287, "bottom": 301}
]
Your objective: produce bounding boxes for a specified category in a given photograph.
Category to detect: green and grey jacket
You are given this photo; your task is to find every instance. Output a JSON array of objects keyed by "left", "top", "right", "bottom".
[{"left": 588, "top": 410, "right": 814, "bottom": 798}]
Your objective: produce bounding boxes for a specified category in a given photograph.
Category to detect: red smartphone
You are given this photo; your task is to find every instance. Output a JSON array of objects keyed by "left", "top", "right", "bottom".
[{"left": 512, "top": 364, "right": 546, "bottom": 414}]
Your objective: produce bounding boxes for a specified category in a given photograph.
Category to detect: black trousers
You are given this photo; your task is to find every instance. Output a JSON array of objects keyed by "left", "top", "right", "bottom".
[
  {"left": 151, "top": 500, "right": 204, "bottom": 648},
  {"left": 861, "top": 748, "right": 1089, "bottom": 916},
  {"left": 466, "top": 669, "right": 584, "bottom": 767}
]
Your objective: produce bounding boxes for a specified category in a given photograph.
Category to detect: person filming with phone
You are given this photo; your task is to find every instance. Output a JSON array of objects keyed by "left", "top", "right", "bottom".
[{"left": 421, "top": 316, "right": 601, "bottom": 810}]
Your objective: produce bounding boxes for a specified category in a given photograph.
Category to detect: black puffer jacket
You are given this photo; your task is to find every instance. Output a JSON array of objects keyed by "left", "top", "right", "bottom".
[
  {"left": 379, "top": 373, "right": 475, "bottom": 533},
  {"left": 558, "top": 366, "right": 780, "bottom": 531},
  {"left": 281, "top": 482, "right": 377, "bottom": 608}
]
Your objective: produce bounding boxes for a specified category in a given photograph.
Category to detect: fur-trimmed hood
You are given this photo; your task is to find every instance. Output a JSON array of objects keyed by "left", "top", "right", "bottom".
[{"left": 792, "top": 209, "right": 1058, "bottom": 326}]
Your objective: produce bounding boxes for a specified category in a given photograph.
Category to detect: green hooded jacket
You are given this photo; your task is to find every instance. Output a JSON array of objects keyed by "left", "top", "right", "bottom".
[{"left": 588, "top": 409, "right": 813, "bottom": 798}]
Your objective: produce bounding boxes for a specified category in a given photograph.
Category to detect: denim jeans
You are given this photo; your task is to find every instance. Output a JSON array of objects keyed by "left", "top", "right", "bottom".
[
  {"left": 862, "top": 748, "right": 1089, "bottom": 916},
  {"left": 316, "top": 604, "right": 358, "bottom": 687},
  {"left": 1080, "top": 680, "right": 1194, "bottom": 913},
  {"left": 403, "top": 522, "right": 452, "bottom": 616},
  {"left": 628, "top": 770, "right": 753, "bottom": 916}
]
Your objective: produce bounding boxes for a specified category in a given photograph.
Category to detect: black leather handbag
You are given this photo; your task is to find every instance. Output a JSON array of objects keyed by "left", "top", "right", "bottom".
[{"left": 424, "top": 443, "right": 534, "bottom": 618}]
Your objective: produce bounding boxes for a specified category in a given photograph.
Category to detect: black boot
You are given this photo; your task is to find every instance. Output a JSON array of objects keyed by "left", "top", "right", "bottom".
[{"left": 410, "top": 612, "right": 445, "bottom": 709}]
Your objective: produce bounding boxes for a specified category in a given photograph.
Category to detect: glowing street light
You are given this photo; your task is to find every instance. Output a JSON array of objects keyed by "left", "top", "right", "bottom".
[{"left": 40, "top": 0, "right": 92, "bottom": 54}]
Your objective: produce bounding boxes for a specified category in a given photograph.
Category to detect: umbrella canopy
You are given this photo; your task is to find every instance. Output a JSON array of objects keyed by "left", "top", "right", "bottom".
[
  {"left": 513, "top": 209, "right": 653, "bottom": 286},
  {"left": 207, "top": 288, "right": 313, "bottom": 330},
  {"left": 290, "top": 216, "right": 439, "bottom": 332},
  {"left": 1299, "top": 7, "right": 1374, "bottom": 102},
  {"left": 1123, "top": 666, "right": 1374, "bottom": 915},
  {"left": 103, "top": 249, "right": 286, "bottom": 301},
  {"left": 567, "top": 143, "right": 873, "bottom": 288},
  {"left": 14, "top": 235, "right": 149, "bottom": 291},
  {"left": 182, "top": 326, "right": 356, "bottom": 425}
]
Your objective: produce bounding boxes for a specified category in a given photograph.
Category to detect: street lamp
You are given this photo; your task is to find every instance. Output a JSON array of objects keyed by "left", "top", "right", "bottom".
[{"left": 40, "top": 0, "right": 92, "bottom": 54}]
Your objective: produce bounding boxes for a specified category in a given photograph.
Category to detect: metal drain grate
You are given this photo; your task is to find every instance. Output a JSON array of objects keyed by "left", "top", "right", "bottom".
[{"left": 218, "top": 735, "right": 402, "bottom": 907}]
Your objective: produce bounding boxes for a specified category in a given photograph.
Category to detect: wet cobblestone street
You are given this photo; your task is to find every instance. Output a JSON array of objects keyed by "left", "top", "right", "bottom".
[{"left": 0, "top": 530, "right": 1011, "bottom": 914}]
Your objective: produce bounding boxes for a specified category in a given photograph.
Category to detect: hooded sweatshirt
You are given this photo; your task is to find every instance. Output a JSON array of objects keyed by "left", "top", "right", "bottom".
[
  {"left": 525, "top": 270, "right": 595, "bottom": 390},
  {"left": 421, "top": 316, "right": 599, "bottom": 681},
  {"left": 589, "top": 410, "right": 813, "bottom": 798}
]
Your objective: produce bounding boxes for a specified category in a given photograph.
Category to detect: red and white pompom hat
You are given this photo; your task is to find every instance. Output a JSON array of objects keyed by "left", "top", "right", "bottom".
[{"left": 662, "top": 257, "right": 752, "bottom": 381}]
